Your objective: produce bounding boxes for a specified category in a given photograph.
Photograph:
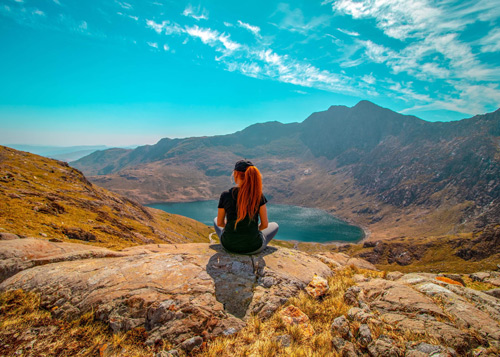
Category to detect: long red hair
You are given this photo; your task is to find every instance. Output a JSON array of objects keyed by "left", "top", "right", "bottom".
[{"left": 234, "top": 166, "right": 263, "bottom": 229}]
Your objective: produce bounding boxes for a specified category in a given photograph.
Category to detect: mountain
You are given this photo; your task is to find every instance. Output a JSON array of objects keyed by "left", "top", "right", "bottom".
[
  {"left": 72, "top": 101, "right": 500, "bottom": 240},
  {"left": 0, "top": 146, "right": 211, "bottom": 249}
]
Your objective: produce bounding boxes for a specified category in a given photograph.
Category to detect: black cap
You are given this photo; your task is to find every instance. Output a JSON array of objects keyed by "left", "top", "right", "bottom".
[{"left": 234, "top": 159, "right": 254, "bottom": 172}]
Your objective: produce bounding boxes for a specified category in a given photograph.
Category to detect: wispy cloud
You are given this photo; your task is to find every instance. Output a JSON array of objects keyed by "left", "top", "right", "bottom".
[
  {"left": 147, "top": 41, "right": 158, "bottom": 49},
  {"left": 272, "top": 3, "right": 330, "bottom": 34},
  {"left": 182, "top": 4, "right": 208, "bottom": 21},
  {"left": 480, "top": 27, "right": 500, "bottom": 53},
  {"left": 326, "top": 0, "right": 500, "bottom": 114},
  {"left": 237, "top": 20, "right": 261, "bottom": 38},
  {"left": 115, "top": 1, "right": 132, "bottom": 10},
  {"left": 337, "top": 28, "right": 359, "bottom": 37}
]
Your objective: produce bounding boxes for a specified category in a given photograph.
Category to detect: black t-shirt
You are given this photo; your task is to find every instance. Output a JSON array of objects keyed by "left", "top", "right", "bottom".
[{"left": 218, "top": 187, "right": 268, "bottom": 254}]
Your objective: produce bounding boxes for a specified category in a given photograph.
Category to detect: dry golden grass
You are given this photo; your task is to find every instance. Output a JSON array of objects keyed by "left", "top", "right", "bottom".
[
  {"left": 0, "top": 289, "right": 157, "bottom": 356},
  {"left": 0, "top": 146, "right": 212, "bottom": 250}
]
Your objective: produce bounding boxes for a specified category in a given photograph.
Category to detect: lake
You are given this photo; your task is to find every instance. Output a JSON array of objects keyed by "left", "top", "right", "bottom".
[{"left": 147, "top": 200, "right": 364, "bottom": 243}]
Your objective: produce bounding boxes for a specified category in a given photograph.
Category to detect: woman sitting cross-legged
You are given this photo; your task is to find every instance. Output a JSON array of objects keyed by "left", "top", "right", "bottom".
[{"left": 214, "top": 160, "right": 279, "bottom": 255}]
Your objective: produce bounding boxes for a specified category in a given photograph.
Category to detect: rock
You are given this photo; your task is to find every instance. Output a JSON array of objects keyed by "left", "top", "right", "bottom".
[
  {"left": 485, "top": 289, "right": 500, "bottom": 299},
  {"left": 331, "top": 315, "right": 351, "bottom": 338},
  {"left": 0, "top": 238, "right": 126, "bottom": 283},
  {"left": 344, "top": 286, "right": 362, "bottom": 306},
  {"left": 435, "top": 276, "right": 463, "bottom": 287},
  {"left": 405, "top": 341, "right": 456, "bottom": 356},
  {"left": 386, "top": 271, "right": 404, "bottom": 281},
  {"left": 332, "top": 337, "right": 359, "bottom": 357},
  {"left": 279, "top": 305, "right": 314, "bottom": 337},
  {"left": 273, "top": 334, "right": 292, "bottom": 347},
  {"left": 470, "top": 272, "right": 491, "bottom": 282},
  {"left": 353, "top": 274, "right": 370, "bottom": 283},
  {"left": 0, "top": 242, "right": 331, "bottom": 345},
  {"left": 415, "top": 282, "right": 500, "bottom": 341},
  {"left": 485, "top": 277, "right": 500, "bottom": 287},
  {"left": 367, "top": 335, "right": 401, "bottom": 357},
  {"left": 440, "top": 273, "right": 465, "bottom": 286},
  {"left": 39, "top": 233, "right": 48, "bottom": 238},
  {"left": 62, "top": 227, "right": 96, "bottom": 241},
  {"left": 363, "top": 240, "right": 380, "bottom": 248},
  {"left": 179, "top": 336, "right": 203, "bottom": 352},
  {"left": 357, "top": 324, "right": 372, "bottom": 348},
  {"left": 314, "top": 252, "right": 378, "bottom": 271},
  {"left": 305, "top": 274, "right": 329, "bottom": 298},
  {"left": 0, "top": 233, "right": 19, "bottom": 240},
  {"left": 347, "top": 307, "right": 374, "bottom": 323}
]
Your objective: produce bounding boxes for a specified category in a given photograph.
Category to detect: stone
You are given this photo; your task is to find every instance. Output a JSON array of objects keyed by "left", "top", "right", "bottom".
[
  {"left": 273, "top": 334, "right": 292, "bottom": 347},
  {"left": 0, "top": 233, "right": 19, "bottom": 240},
  {"left": 470, "top": 272, "right": 491, "bottom": 282},
  {"left": 0, "top": 238, "right": 127, "bottom": 283},
  {"left": 485, "top": 277, "right": 500, "bottom": 287},
  {"left": 305, "top": 274, "right": 329, "bottom": 298},
  {"left": 367, "top": 335, "right": 401, "bottom": 357},
  {"left": 440, "top": 273, "right": 465, "bottom": 286},
  {"left": 179, "top": 336, "right": 203, "bottom": 352},
  {"left": 344, "top": 286, "right": 362, "bottom": 306},
  {"left": 332, "top": 337, "right": 358, "bottom": 357},
  {"left": 485, "top": 289, "right": 500, "bottom": 299},
  {"left": 347, "top": 307, "right": 375, "bottom": 323},
  {"left": 405, "top": 341, "right": 456, "bottom": 356},
  {"left": 0, "top": 241, "right": 331, "bottom": 345},
  {"left": 386, "top": 271, "right": 404, "bottom": 281},
  {"left": 156, "top": 350, "right": 179, "bottom": 357},
  {"left": 331, "top": 315, "right": 351, "bottom": 338},
  {"left": 279, "top": 305, "right": 315, "bottom": 337},
  {"left": 357, "top": 324, "right": 372, "bottom": 348},
  {"left": 314, "top": 252, "right": 378, "bottom": 271}
]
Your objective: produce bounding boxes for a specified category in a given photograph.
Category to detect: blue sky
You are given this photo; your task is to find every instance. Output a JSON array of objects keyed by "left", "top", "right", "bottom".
[{"left": 0, "top": 0, "right": 499, "bottom": 146}]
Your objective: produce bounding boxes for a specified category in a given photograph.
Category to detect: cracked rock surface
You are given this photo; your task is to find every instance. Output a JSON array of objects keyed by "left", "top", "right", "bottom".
[{"left": 0, "top": 239, "right": 332, "bottom": 345}]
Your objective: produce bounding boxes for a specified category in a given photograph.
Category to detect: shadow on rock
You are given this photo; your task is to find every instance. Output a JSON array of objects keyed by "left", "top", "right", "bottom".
[{"left": 206, "top": 244, "right": 277, "bottom": 319}]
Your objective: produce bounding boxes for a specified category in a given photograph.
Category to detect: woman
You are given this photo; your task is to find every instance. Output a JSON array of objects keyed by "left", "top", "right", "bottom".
[{"left": 214, "top": 159, "right": 279, "bottom": 254}]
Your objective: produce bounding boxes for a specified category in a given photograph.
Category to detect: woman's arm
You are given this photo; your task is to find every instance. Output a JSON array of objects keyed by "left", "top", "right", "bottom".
[
  {"left": 259, "top": 204, "right": 269, "bottom": 230},
  {"left": 217, "top": 208, "right": 226, "bottom": 227}
]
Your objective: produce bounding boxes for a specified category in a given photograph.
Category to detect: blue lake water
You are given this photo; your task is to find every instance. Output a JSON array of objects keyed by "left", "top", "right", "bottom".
[{"left": 147, "top": 200, "right": 364, "bottom": 243}]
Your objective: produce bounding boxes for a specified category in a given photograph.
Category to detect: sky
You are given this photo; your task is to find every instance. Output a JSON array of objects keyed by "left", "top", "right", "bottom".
[{"left": 0, "top": 0, "right": 499, "bottom": 146}]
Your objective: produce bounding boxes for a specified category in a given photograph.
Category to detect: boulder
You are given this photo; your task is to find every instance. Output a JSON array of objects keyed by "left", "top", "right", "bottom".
[
  {"left": 314, "top": 252, "right": 378, "bottom": 271},
  {"left": 0, "top": 232, "right": 20, "bottom": 240},
  {"left": 305, "top": 274, "right": 329, "bottom": 298},
  {"left": 279, "top": 305, "right": 314, "bottom": 337},
  {"left": 0, "top": 238, "right": 126, "bottom": 283},
  {"left": 0, "top": 241, "right": 331, "bottom": 345}
]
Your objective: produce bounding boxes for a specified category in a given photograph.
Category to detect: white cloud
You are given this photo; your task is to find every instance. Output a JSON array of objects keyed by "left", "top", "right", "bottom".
[
  {"left": 185, "top": 25, "right": 218, "bottom": 44},
  {"left": 337, "top": 28, "right": 359, "bottom": 37},
  {"left": 361, "top": 73, "right": 375, "bottom": 84},
  {"left": 480, "top": 28, "right": 500, "bottom": 53},
  {"left": 223, "top": 21, "right": 233, "bottom": 27},
  {"left": 116, "top": 1, "right": 132, "bottom": 10},
  {"left": 163, "top": 44, "right": 169, "bottom": 51},
  {"left": 272, "top": 3, "right": 330, "bottom": 34},
  {"left": 33, "top": 9, "right": 45, "bottom": 16},
  {"left": 182, "top": 4, "right": 208, "bottom": 21},
  {"left": 147, "top": 42, "right": 158, "bottom": 49},
  {"left": 238, "top": 20, "right": 261, "bottom": 38},
  {"left": 146, "top": 19, "right": 183, "bottom": 35}
]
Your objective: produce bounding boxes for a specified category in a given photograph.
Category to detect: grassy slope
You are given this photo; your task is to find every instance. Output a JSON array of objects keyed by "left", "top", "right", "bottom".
[{"left": 0, "top": 146, "right": 212, "bottom": 249}]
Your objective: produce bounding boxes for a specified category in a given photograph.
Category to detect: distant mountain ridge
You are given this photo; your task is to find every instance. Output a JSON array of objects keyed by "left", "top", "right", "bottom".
[{"left": 72, "top": 101, "right": 500, "bottom": 240}]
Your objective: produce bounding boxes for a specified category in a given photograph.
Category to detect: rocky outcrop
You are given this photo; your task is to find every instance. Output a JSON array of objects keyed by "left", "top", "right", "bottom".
[
  {"left": 339, "top": 272, "right": 500, "bottom": 354},
  {"left": 0, "top": 239, "right": 331, "bottom": 347}
]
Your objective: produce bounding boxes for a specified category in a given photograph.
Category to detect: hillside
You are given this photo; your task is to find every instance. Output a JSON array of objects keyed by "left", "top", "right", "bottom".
[
  {"left": 0, "top": 146, "right": 211, "bottom": 249},
  {"left": 72, "top": 101, "right": 500, "bottom": 240}
]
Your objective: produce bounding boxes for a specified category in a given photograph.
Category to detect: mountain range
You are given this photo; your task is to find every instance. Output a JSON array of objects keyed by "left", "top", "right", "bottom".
[{"left": 72, "top": 101, "right": 500, "bottom": 240}]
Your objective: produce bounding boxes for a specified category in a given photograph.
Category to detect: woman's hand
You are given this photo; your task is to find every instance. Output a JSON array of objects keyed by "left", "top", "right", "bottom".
[
  {"left": 217, "top": 208, "right": 226, "bottom": 228},
  {"left": 259, "top": 204, "right": 268, "bottom": 230}
]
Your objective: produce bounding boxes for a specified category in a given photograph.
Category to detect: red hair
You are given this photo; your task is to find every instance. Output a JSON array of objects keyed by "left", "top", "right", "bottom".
[{"left": 234, "top": 166, "right": 262, "bottom": 229}]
